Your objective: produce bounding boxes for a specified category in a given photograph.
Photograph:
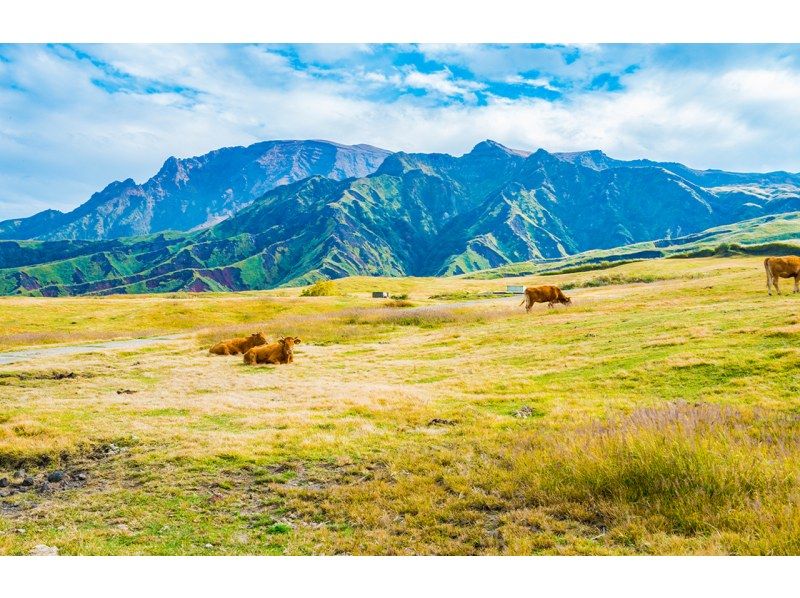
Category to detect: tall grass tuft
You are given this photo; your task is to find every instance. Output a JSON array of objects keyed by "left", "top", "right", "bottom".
[{"left": 492, "top": 402, "right": 800, "bottom": 549}]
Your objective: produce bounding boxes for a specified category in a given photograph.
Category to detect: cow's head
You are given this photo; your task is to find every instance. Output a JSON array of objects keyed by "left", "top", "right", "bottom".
[
  {"left": 561, "top": 296, "right": 572, "bottom": 305},
  {"left": 249, "top": 332, "right": 267, "bottom": 346},
  {"left": 279, "top": 337, "right": 301, "bottom": 351}
]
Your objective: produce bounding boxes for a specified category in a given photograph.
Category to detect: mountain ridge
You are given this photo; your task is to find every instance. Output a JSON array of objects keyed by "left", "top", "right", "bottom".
[
  {"left": 0, "top": 140, "right": 392, "bottom": 242},
  {"left": 2, "top": 140, "right": 800, "bottom": 295}
]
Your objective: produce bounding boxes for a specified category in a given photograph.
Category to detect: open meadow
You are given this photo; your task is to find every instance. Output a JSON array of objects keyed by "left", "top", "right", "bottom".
[{"left": 1, "top": 256, "right": 799, "bottom": 555}]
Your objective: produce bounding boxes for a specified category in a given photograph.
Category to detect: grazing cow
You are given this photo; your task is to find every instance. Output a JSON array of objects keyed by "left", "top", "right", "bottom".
[
  {"left": 209, "top": 332, "right": 267, "bottom": 356},
  {"left": 520, "top": 285, "right": 572, "bottom": 312},
  {"left": 243, "top": 337, "right": 301, "bottom": 365},
  {"left": 765, "top": 256, "right": 800, "bottom": 295}
]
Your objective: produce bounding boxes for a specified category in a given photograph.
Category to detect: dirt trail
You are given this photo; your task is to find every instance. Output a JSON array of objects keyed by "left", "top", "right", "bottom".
[{"left": 0, "top": 336, "right": 183, "bottom": 366}]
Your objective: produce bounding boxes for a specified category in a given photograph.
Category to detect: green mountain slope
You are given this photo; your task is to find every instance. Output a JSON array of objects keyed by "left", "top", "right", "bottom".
[
  {"left": 465, "top": 212, "right": 800, "bottom": 279},
  {"left": 1, "top": 141, "right": 799, "bottom": 296}
]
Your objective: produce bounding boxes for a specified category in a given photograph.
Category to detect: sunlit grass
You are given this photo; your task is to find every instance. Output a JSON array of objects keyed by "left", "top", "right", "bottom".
[{"left": 1, "top": 256, "right": 799, "bottom": 555}]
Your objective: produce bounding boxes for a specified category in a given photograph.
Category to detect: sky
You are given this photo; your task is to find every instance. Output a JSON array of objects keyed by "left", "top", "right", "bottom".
[{"left": 2, "top": 43, "right": 800, "bottom": 220}]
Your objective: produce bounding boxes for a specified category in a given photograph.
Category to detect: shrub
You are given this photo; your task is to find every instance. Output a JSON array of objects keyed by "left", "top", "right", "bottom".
[
  {"left": 301, "top": 280, "right": 336, "bottom": 297},
  {"left": 383, "top": 299, "right": 415, "bottom": 308}
]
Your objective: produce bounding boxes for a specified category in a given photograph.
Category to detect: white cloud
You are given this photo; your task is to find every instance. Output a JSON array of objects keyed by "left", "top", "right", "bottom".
[
  {"left": 719, "top": 68, "right": 800, "bottom": 102},
  {"left": 400, "top": 67, "right": 485, "bottom": 101},
  {"left": 503, "top": 74, "right": 558, "bottom": 91},
  {"left": 2, "top": 44, "right": 800, "bottom": 221}
]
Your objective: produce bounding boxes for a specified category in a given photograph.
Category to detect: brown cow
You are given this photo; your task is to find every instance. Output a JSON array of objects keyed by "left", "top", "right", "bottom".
[
  {"left": 520, "top": 285, "right": 572, "bottom": 312},
  {"left": 209, "top": 332, "right": 267, "bottom": 355},
  {"left": 243, "top": 337, "right": 301, "bottom": 365},
  {"left": 765, "top": 256, "right": 800, "bottom": 295}
]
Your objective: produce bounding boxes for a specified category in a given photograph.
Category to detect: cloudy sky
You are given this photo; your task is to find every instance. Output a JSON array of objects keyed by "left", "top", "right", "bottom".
[{"left": 2, "top": 43, "right": 800, "bottom": 220}]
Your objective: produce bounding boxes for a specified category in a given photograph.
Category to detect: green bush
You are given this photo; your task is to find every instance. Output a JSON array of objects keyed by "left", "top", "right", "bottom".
[{"left": 301, "top": 279, "right": 336, "bottom": 297}]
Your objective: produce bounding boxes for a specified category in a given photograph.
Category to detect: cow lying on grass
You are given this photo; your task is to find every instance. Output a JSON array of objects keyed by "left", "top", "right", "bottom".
[
  {"left": 765, "top": 256, "right": 800, "bottom": 295},
  {"left": 243, "top": 337, "right": 301, "bottom": 365},
  {"left": 209, "top": 332, "right": 267, "bottom": 355},
  {"left": 520, "top": 285, "right": 572, "bottom": 312}
]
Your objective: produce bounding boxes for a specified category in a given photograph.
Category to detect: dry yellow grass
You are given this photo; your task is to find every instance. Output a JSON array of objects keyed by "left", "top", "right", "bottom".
[{"left": 0, "top": 257, "right": 799, "bottom": 555}]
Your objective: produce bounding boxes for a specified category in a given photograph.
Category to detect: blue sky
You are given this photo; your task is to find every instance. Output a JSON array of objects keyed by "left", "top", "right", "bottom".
[{"left": 2, "top": 43, "right": 800, "bottom": 219}]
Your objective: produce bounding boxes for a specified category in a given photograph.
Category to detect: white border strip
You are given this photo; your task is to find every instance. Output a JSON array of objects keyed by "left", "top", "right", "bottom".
[
  {"left": 0, "top": 556, "right": 797, "bottom": 597},
  {"left": 2, "top": 0, "right": 799, "bottom": 43}
]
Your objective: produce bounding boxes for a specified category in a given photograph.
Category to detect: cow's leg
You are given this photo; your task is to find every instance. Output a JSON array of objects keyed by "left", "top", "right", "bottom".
[
  {"left": 766, "top": 269, "right": 772, "bottom": 295},
  {"left": 547, "top": 301, "right": 554, "bottom": 308},
  {"left": 775, "top": 277, "right": 782, "bottom": 295},
  {"left": 794, "top": 274, "right": 799, "bottom": 293}
]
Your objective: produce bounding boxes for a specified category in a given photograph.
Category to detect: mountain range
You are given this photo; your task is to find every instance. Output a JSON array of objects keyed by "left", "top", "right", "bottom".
[
  {"left": 0, "top": 140, "right": 391, "bottom": 241},
  {"left": 1, "top": 139, "right": 799, "bottom": 296}
]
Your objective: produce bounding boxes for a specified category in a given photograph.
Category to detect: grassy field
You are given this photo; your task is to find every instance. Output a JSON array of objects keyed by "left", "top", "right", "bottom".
[{"left": 1, "top": 256, "right": 799, "bottom": 555}]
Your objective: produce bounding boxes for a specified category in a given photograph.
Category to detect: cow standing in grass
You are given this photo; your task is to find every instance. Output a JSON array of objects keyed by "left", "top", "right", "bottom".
[
  {"left": 243, "top": 337, "right": 301, "bottom": 365},
  {"left": 209, "top": 332, "right": 267, "bottom": 355},
  {"left": 764, "top": 256, "right": 800, "bottom": 295},
  {"left": 520, "top": 285, "right": 572, "bottom": 312}
]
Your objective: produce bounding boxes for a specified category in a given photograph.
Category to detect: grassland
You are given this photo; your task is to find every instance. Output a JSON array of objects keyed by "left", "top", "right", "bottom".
[{"left": 1, "top": 256, "right": 799, "bottom": 555}]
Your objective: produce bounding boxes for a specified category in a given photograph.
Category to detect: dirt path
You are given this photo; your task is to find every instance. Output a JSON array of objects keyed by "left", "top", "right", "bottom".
[{"left": 0, "top": 335, "right": 183, "bottom": 366}]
